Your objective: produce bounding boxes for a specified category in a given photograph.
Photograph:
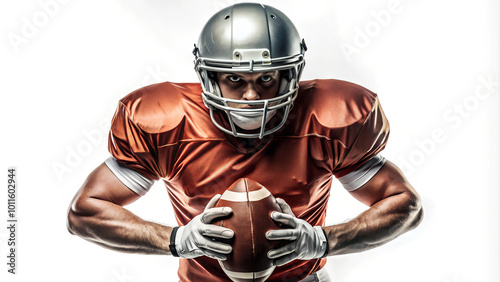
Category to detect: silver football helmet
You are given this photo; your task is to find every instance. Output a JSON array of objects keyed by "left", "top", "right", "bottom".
[{"left": 193, "top": 3, "right": 307, "bottom": 139}]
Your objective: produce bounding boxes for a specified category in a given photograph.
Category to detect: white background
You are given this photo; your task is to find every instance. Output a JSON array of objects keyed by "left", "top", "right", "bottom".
[{"left": 1, "top": 0, "right": 499, "bottom": 281}]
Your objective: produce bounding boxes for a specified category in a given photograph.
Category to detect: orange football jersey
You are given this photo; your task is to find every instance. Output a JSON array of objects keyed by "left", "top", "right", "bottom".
[{"left": 108, "top": 79, "right": 389, "bottom": 281}]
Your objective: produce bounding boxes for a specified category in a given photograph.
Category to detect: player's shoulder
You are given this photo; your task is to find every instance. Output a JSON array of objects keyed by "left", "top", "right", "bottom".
[
  {"left": 118, "top": 81, "right": 202, "bottom": 133},
  {"left": 297, "top": 79, "right": 379, "bottom": 127}
]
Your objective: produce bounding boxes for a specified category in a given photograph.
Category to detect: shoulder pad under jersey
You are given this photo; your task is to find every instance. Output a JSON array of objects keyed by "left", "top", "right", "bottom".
[
  {"left": 297, "top": 79, "right": 378, "bottom": 129},
  {"left": 118, "top": 82, "right": 196, "bottom": 134}
]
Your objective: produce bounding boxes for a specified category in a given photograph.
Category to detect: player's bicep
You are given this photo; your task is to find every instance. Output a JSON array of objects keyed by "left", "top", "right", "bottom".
[
  {"left": 70, "top": 162, "right": 142, "bottom": 217},
  {"left": 348, "top": 160, "right": 417, "bottom": 207}
]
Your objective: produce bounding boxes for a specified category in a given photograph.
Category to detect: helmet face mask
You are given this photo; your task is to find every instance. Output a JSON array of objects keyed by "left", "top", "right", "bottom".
[{"left": 194, "top": 3, "right": 306, "bottom": 139}]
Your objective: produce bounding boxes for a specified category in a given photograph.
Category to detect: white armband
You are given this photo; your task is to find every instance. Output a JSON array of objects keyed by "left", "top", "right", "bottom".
[
  {"left": 338, "top": 154, "right": 386, "bottom": 191},
  {"left": 104, "top": 157, "right": 155, "bottom": 196}
]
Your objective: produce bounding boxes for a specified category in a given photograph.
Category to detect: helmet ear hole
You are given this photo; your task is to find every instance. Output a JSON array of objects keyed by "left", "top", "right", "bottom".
[
  {"left": 205, "top": 71, "right": 222, "bottom": 97},
  {"left": 208, "top": 71, "right": 217, "bottom": 80},
  {"left": 286, "top": 69, "right": 293, "bottom": 81},
  {"left": 278, "top": 69, "right": 294, "bottom": 95}
]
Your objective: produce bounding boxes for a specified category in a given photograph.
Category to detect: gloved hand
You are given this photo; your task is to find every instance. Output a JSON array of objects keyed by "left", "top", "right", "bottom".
[
  {"left": 266, "top": 198, "right": 328, "bottom": 266},
  {"left": 175, "top": 194, "right": 234, "bottom": 260}
]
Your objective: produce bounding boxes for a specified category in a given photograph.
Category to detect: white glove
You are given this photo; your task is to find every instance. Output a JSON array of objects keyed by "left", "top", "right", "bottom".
[
  {"left": 174, "top": 194, "right": 234, "bottom": 260},
  {"left": 266, "top": 198, "right": 328, "bottom": 266}
]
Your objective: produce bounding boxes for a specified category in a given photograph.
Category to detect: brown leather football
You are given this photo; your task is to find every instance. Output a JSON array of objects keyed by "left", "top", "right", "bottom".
[{"left": 213, "top": 178, "right": 285, "bottom": 282}]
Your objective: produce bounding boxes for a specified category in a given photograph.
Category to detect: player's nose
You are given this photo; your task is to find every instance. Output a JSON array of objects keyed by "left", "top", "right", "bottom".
[{"left": 242, "top": 85, "right": 260, "bottom": 101}]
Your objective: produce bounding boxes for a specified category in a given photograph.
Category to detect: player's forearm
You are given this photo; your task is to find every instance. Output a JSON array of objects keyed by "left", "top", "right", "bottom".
[
  {"left": 67, "top": 197, "right": 173, "bottom": 255},
  {"left": 324, "top": 190, "right": 423, "bottom": 256}
]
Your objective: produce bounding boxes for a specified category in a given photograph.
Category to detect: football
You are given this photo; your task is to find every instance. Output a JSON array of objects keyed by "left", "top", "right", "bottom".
[{"left": 213, "top": 178, "right": 285, "bottom": 282}]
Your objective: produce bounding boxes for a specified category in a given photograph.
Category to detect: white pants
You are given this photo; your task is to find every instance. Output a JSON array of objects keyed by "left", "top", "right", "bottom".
[{"left": 301, "top": 267, "right": 331, "bottom": 282}]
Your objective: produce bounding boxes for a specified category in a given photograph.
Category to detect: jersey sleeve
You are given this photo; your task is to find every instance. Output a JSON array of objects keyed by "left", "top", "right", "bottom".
[
  {"left": 333, "top": 97, "right": 390, "bottom": 187},
  {"left": 107, "top": 100, "right": 161, "bottom": 195}
]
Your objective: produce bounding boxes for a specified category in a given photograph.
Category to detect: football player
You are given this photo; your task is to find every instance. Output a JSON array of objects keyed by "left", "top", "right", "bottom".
[{"left": 67, "top": 3, "right": 423, "bottom": 281}]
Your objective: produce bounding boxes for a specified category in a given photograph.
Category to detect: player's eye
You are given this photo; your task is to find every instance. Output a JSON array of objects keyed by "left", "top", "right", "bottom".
[
  {"left": 260, "top": 75, "right": 273, "bottom": 82},
  {"left": 227, "top": 75, "right": 241, "bottom": 82}
]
